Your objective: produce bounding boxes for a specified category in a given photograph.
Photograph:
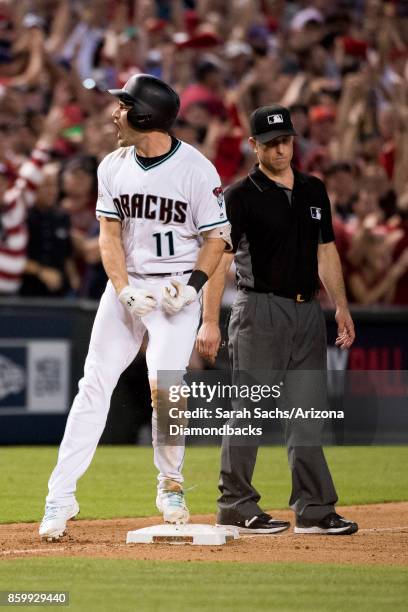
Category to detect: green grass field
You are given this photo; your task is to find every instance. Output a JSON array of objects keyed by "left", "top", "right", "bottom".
[
  {"left": 0, "top": 559, "right": 407, "bottom": 612},
  {"left": 1, "top": 446, "right": 407, "bottom": 523},
  {"left": 1, "top": 446, "right": 407, "bottom": 611}
]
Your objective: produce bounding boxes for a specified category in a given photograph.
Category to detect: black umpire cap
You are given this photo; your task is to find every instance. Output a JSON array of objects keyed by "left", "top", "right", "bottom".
[{"left": 250, "top": 104, "right": 297, "bottom": 143}]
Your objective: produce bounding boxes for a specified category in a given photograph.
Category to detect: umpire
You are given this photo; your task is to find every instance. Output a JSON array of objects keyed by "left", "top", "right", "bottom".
[{"left": 197, "top": 104, "right": 358, "bottom": 536}]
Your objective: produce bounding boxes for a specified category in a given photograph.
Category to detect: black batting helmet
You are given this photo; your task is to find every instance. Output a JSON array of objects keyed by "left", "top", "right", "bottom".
[{"left": 108, "top": 74, "right": 180, "bottom": 131}]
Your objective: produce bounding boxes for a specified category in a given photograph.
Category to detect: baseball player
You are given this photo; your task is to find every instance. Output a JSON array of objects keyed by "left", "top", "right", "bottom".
[{"left": 39, "top": 74, "right": 230, "bottom": 541}]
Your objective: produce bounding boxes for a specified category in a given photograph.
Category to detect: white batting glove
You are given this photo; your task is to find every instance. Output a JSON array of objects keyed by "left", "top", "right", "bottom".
[
  {"left": 161, "top": 280, "right": 198, "bottom": 315},
  {"left": 118, "top": 285, "right": 157, "bottom": 317}
]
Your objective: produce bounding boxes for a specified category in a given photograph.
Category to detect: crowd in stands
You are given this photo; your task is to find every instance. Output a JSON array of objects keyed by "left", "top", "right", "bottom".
[{"left": 0, "top": 0, "right": 407, "bottom": 305}]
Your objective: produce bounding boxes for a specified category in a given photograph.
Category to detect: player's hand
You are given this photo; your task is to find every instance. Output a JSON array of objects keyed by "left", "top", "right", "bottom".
[
  {"left": 118, "top": 285, "right": 157, "bottom": 317},
  {"left": 196, "top": 322, "right": 221, "bottom": 364},
  {"left": 161, "top": 280, "right": 197, "bottom": 315},
  {"left": 335, "top": 307, "right": 355, "bottom": 350}
]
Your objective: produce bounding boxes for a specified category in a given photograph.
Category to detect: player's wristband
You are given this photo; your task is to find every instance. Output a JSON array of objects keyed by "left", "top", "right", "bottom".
[{"left": 187, "top": 269, "right": 208, "bottom": 293}]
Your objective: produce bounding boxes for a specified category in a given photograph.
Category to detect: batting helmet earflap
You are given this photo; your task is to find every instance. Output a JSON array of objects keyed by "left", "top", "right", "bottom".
[{"left": 108, "top": 74, "right": 180, "bottom": 131}]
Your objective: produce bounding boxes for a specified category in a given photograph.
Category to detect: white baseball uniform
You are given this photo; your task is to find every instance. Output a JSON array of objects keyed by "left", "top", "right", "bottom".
[{"left": 46, "top": 139, "right": 229, "bottom": 504}]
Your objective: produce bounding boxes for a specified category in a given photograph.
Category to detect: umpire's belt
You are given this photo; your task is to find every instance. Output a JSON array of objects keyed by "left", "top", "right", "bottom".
[{"left": 241, "top": 287, "right": 317, "bottom": 303}]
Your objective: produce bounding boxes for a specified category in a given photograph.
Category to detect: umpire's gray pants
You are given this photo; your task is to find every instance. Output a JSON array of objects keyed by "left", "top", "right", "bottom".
[{"left": 217, "top": 290, "right": 338, "bottom": 522}]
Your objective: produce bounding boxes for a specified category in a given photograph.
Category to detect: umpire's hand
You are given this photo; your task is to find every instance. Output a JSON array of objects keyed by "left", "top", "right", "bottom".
[
  {"left": 335, "top": 306, "right": 355, "bottom": 350},
  {"left": 196, "top": 322, "right": 221, "bottom": 364}
]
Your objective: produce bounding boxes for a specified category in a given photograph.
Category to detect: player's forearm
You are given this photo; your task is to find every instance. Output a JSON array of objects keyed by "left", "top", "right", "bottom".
[
  {"left": 194, "top": 237, "right": 227, "bottom": 277},
  {"left": 318, "top": 242, "right": 348, "bottom": 309},
  {"left": 202, "top": 253, "right": 233, "bottom": 323},
  {"left": 99, "top": 234, "right": 128, "bottom": 295}
]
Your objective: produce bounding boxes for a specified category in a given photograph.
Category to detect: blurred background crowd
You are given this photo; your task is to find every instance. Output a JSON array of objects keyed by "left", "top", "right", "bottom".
[{"left": 0, "top": 0, "right": 407, "bottom": 306}]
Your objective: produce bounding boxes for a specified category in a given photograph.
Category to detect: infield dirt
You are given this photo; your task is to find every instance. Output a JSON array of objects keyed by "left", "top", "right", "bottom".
[{"left": 1, "top": 503, "right": 407, "bottom": 565}]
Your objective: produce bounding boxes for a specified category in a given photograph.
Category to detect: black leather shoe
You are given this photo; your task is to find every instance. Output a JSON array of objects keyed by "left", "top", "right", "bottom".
[
  {"left": 217, "top": 512, "right": 290, "bottom": 534},
  {"left": 294, "top": 512, "right": 358, "bottom": 535}
]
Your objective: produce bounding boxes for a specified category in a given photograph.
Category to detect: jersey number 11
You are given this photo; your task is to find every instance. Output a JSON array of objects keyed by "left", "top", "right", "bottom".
[{"left": 153, "top": 231, "right": 175, "bottom": 257}]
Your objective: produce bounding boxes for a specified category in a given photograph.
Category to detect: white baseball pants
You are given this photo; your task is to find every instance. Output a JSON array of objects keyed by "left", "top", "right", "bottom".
[{"left": 46, "top": 274, "right": 200, "bottom": 505}]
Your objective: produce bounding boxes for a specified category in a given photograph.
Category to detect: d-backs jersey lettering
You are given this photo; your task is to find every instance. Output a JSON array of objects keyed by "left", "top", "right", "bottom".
[{"left": 96, "top": 140, "right": 228, "bottom": 274}]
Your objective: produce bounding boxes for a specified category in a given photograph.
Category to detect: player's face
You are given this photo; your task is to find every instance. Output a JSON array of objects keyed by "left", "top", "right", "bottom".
[
  {"left": 250, "top": 135, "right": 294, "bottom": 173},
  {"left": 112, "top": 101, "right": 134, "bottom": 146}
]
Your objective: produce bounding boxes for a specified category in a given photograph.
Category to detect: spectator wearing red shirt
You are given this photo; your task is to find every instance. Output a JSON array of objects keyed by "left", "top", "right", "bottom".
[
  {"left": 0, "top": 108, "right": 62, "bottom": 293},
  {"left": 180, "top": 59, "right": 227, "bottom": 121}
]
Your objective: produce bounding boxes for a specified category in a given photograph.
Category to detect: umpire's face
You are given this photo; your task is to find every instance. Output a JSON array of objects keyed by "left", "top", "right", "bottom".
[{"left": 249, "top": 135, "right": 294, "bottom": 174}]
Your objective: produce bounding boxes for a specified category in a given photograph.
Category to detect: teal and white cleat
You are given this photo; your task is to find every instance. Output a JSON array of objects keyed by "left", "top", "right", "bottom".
[
  {"left": 39, "top": 501, "right": 80, "bottom": 541},
  {"left": 156, "top": 481, "right": 190, "bottom": 524}
]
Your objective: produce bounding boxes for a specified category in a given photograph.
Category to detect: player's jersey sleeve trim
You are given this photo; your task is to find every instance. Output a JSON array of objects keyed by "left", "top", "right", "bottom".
[
  {"left": 133, "top": 139, "right": 182, "bottom": 171},
  {"left": 198, "top": 219, "right": 229, "bottom": 230},
  {"left": 96, "top": 209, "right": 121, "bottom": 218}
]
